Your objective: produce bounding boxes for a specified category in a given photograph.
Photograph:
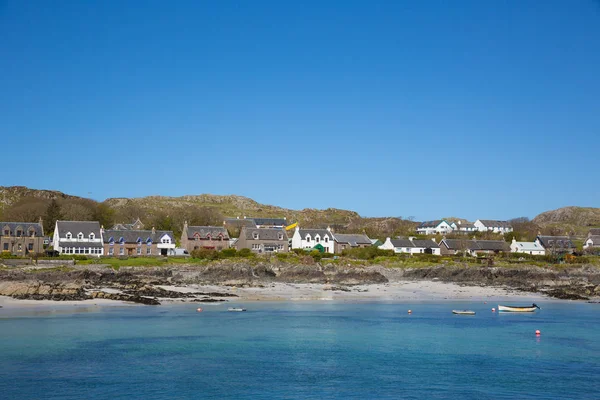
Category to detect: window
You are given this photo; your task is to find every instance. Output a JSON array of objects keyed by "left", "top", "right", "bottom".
[
  {"left": 119, "top": 248, "right": 124, "bottom": 255},
  {"left": 253, "top": 232, "right": 259, "bottom": 240},
  {"left": 3, "top": 243, "right": 8, "bottom": 250},
  {"left": 89, "top": 233, "right": 95, "bottom": 240},
  {"left": 3, "top": 229, "right": 9, "bottom": 236},
  {"left": 17, "top": 244, "right": 22, "bottom": 251},
  {"left": 324, "top": 237, "right": 328, "bottom": 243},
  {"left": 278, "top": 234, "right": 283, "bottom": 240},
  {"left": 77, "top": 233, "right": 84, "bottom": 240},
  {"left": 306, "top": 236, "right": 311, "bottom": 242},
  {"left": 66, "top": 232, "right": 72, "bottom": 239},
  {"left": 109, "top": 248, "right": 114, "bottom": 256},
  {"left": 137, "top": 247, "right": 142, "bottom": 255},
  {"left": 16, "top": 230, "right": 22, "bottom": 237},
  {"left": 28, "top": 243, "right": 34, "bottom": 251},
  {"left": 147, "top": 247, "right": 151, "bottom": 255},
  {"left": 315, "top": 237, "right": 320, "bottom": 243},
  {"left": 29, "top": 229, "right": 36, "bottom": 237}
]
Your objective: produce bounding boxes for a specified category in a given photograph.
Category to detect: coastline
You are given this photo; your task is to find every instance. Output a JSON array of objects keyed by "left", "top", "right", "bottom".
[{"left": 0, "top": 280, "right": 560, "bottom": 312}]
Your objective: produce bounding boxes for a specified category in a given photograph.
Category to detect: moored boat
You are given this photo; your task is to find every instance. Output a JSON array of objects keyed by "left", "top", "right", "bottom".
[
  {"left": 228, "top": 307, "right": 246, "bottom": 312},
  {"left": 452, "top": 310, "right": 476, "bottom": 315},
  {"left": 498, "top": 303, "right": 540, "bottom": 312}
]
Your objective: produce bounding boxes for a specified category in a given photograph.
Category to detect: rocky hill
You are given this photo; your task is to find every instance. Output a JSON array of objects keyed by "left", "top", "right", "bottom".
[
  {"left": 532, "top": 206, "right": 600, "bottom": 235},
  {"left": 0, "top": 186, "right": 81, "bottom": 211}
]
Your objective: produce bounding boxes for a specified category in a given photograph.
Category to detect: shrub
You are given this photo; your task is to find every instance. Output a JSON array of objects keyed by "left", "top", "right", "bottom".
[
  {"left": 341, "top": 247, "right": 394, "bottom": 260},
  {"left": 191, "top": 248, "right": 219, "bottom": 260},
  {"left": 220, "top": 248, "right": 238, "bottom": 258},
  {"left": 276, "top": 253, "right": 289, "bottom": 261},
  {"left": 237, "top": 248, "right": 254, "bottom": 258},
  {"left": 309, "top": 249, "right": 323, "bottom": 261}
]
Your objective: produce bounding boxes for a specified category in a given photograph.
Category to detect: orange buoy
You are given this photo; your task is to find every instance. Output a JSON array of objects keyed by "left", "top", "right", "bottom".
[
  {"left": 535, "top": 330, "right": 541, "bottom": 336},
  {"left": 408, "top": 310, "right": 412, "bottom": 314},
  {"left": 196, "top": 307, "right": 203, "bottom": 312},
  {"left": 492, "top": 308, "right": 496, "bottom": 312}
]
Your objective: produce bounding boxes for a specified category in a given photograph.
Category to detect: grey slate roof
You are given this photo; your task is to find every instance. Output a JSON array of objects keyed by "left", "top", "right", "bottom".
[
  {"left": 588, "top": 229, "right": 600, "bottom": 236},
  {"left": 223, "top": 218, "right": 259, "bottom": 228},
  {"left": 56, "top": 221, "right": 102, "bottom": 238},
  {"left": 587, "top": 236, "right": 600, "bottom": 246},
  {"left": 411, "top": 239, "right": 440, "bottom": 249},
  {"left": 298, "top": 229, "right": 333, "bottom": 238},
  {"left": 334, "top": 233, "right": 371, "bottom": 246},
  {"left": 186, "top": 226, "right": 229, "bottom": 239},
  {"left": 252, "top": 218, "right": 287, "bottom": 226},
  {"left": 390, "top": 239, "right": 414, "bottom": 248},
  {"left": 0, "top": 222, "right": 44, "bottom": 236},
  {"left": 478, "top": 220, "right": 512, "bottom": 229},
  {"left": 241, "top": 227, "right": 288, "bottom": 240},
  {"left": 441, "top": 239, "right": 509, "bottom": 251},
  {"left": 102, "top": 229, "right": 174, "bottom": 244},
  {"left": 417, "top": 220, "right": 444, "bottom": 228},
  {"left": 457, "top": 223, "right": 476, "bottom": 229},
  {"left": 536, "top": 236, "right": 576, "bottom": 249}
]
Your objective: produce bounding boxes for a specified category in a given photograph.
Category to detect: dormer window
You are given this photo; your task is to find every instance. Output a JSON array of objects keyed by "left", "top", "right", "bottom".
[
  {"left": 119, "top": 237, "right": 125, "bottom": 245},
  {"left": 161, "top": 236, "right": 171, "bottom": 244},
  {"left": 306, "top": 236, "right": 311, "bottom": 242},
  {"left": 253, "top": 232, "right": 259, "bottom": 240},
  {"left": 137, "top": 238, "right": 142, "bottom": 246},
  {"left": 315, "top": 236, "right": 320, "bottom": 243},
  {"left": 278, "top": 233, "right": 283, "bottom": 240},
  {"left": 16, "top": 230, "right": 22, "bottom": 237},
  {"left": 77, "top": 232, "right": 84, "bottom": 240},
  {"left": 66, "top": 232, "right": 72, "bottom": 240},
  {"left": 324, "top": 237, "right": 329, "bottom": 243},
  {"left": 29, "top": 228, "right": 36, "bottom": 237},
  {"left": 89, "top": 233, "right": 95, "bottom": 240},
  {"left": 193, "top": 232, "right": 201, "bottom": 240},
  {"left": 108, "top": 237, "right": 114, "bottom": 245},
  {"left": 146, "top": 238, "right": 153, "bottom": 245}
]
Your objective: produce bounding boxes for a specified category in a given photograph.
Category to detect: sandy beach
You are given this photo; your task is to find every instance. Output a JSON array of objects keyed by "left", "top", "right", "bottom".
[{"left": 0, "top": 280, "right": 553, "bottom": 311}]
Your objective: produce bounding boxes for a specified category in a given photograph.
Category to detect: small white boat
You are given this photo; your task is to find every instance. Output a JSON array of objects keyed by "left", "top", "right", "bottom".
[
  {"left": 498, "top": 303, "right": 540, "bottom": 313},
  {"left": 452, "top": 310, "right": 476, "bottom": 315},
  {"left": 228, "top": 307, "right": 246, "bottom": 312}
]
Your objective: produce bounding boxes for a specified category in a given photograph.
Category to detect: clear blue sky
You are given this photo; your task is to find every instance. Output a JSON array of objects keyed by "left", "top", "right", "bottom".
[{"left": 1, "top": 0, "right": 599, "bottom": 221}]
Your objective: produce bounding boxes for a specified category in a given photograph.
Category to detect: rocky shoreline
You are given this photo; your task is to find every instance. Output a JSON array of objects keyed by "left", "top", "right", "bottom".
[{"left": 0, "top": 262, "right": 599, "bottom": 305}]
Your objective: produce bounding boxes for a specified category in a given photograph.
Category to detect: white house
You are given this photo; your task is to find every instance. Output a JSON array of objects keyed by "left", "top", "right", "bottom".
[
  {"left": 52, "top": 220, "right": 104, "bottom": 257},
  {"left": 291, "top": 227, "right": 335, "bottom": 253},
  {"left": 455, "top": 221, "right": 477, "bottom": 233},
  {"left": 379, "top": 237, "right": 441, "bottom": 255},
  {"left": 416, "top": 220, "right": 454, "bottom": 235},
  {"left": 510, "top": 239, "right": 545, "bottom": 255},
  {"left": 583, "top": 236, "right": 600, "bottom": 250},
  {"left": 474, "top": 219, "right": 513, "bottom": 234}
]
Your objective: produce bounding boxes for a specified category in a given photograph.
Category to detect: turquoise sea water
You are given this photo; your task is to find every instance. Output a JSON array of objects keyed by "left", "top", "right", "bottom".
[{"left": 1, "top": 301, "right": 599, "bottom": 399}]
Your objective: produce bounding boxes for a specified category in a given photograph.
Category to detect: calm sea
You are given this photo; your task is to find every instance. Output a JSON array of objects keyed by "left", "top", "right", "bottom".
[{"left": 1, "top": 301, "right": 599, "bottom": 399}]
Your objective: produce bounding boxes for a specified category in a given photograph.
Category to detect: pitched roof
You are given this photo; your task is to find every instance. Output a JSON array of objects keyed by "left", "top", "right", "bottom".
[
  {"left": 586, "top": 236, "right": 600, "bottom": 246},
  {"left": 588, "top": 229, "right": 600, "bottom": 236},
  {"left": 0, "top": 222, "right": 44, "bottom": 236},
  {"left": 478, "top": 220, "right": 512, "bottom": 229},
  {"left": 411, "top": 239, "right": 440, "bottom": 249},
  {"left": 56, "top": 221, "right": 102, "bottom": 238},
  {"left": 334, "top": 233, "right": 371, "bottom": 246},
  {"left": 298, "top": 229, "right": 333, "bottom": 238},
  {"left": 186, "top": 226, "right": 229, "bottom": 239},
  {"left": 390, "top": 239, "right": 414, "bottom": 248},
  {"left": 102, "top": 229, "right": 174, "bottom": 244},
  {"left": 417, "top": 220, "right": 446, "bottom": 228},
  {"left": 241, "top": 227, "right": 288, "bottom": 240},
  {"left": 536, "top": 236, "right": 576, "bottom": 249},
  {"left": 512, "top": 241, "right": 544, "bottom": 252},
  {"left": 112, "top": 218, "right": 144, "bottom": 230},
  {"left": 252, "top": 218, "right": 287, "bottom": 226},
  {"left": 441, "top": 239, "right": 509, "bottom": 251},
  {"left": 223, "top": 218, "right": 259, "bottom": 228}
]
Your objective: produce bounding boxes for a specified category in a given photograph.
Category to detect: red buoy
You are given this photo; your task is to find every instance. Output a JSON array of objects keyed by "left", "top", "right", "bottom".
[
  {"left": 408, "top": 310, "right": 412, "bottom": 314},
  {"left": 492, "top": 308, "right": 496, "bottom": 312},
  {"left": 535, "top": 330, "right": 541, "bottom": 336},
  {"left": 196, "top": 308, "right": 203, "bottom": 312}
]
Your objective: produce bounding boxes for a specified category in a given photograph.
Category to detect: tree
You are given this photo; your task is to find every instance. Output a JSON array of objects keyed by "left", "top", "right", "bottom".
[
  {"left": 2, "top": 197, "right": 47, "bottom": 223},
  {"left": 44, "top": 199, "right": 63, "bottom": 232}
]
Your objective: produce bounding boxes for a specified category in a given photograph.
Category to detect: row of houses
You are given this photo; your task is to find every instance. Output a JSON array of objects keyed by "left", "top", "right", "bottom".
[
  {"left": 1, "top": 216, "right": 599, "bottom": 257},
  {"left": 378, "top": 235, "right": 578, "bottom": 256},
  {"left": 416, "top": 219, "right": 514, "bottom": 235}
]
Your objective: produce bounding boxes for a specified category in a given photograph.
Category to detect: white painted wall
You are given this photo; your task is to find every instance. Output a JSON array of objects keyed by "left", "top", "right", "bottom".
[{"left": 291, "top": 228, "right": 334, "bottom": 253}]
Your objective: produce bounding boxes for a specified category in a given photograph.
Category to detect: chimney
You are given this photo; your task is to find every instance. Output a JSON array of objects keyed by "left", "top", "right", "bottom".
[
  {"left": 101, "top": 225, "right": 104, "bottom": 234},
  {"left": 152, "top": 226, "right": 156, "bottom": 234},
  {"left": 38, "top": 216, "right": 43, "bottom": 226},
  {"left": 183, "top": 221, "right": 188, "bottom": 232}
]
